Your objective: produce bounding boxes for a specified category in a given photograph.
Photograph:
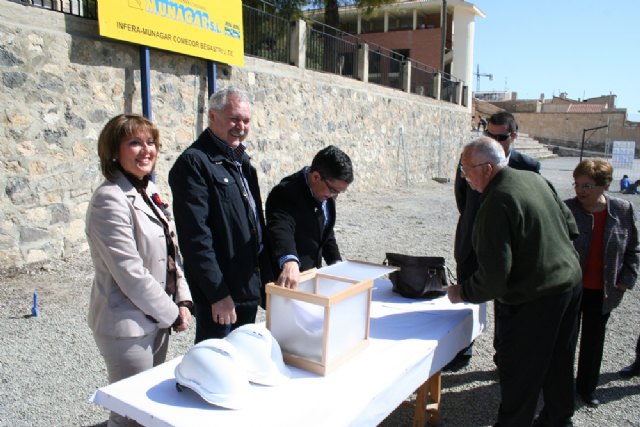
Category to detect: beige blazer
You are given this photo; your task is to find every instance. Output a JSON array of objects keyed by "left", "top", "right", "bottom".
[{"left": 86, "top": 171, "right": 191, "bottom": 338}]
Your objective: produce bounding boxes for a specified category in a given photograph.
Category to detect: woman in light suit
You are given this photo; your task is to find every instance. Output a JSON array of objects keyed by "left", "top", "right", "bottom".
[{"left": 86, "top": 114, "right": 192, "bottom": 427}]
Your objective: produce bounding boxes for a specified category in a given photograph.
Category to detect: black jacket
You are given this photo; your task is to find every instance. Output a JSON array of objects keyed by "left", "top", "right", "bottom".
[
  {"left": 454, "top": 150, "right": 541, "bottom": 281},
  {"left": 168, "top": 130, "right": 271, "bottom": 307},
  {"left": 265, "top": 168, "right": 341, "bottom": 272}
]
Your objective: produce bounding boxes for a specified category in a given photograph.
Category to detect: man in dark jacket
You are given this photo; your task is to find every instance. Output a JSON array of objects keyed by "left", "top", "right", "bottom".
[
  {"left": 169, "top": 86, "right": 271, "bottom": 343},
  {"left": 266, "top": 145, "right": 353, "bottom": 289},
  {"left": 448, "top": 137, "right": 582, "bottom": 427}
]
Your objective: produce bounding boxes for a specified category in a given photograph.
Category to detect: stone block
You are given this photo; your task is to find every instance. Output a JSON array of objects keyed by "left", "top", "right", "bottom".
[
  {"left": 25, "top": 248, "right": 48, "bottom": 264},
  {"left": 0, "top": 248, "right": 23, "bottom": 266},
  {"left": 63, "top": 219, "right": 86, "bottom": 244},
  {"left": 19, "top": 226, "right": 49, "bottom": 243}
]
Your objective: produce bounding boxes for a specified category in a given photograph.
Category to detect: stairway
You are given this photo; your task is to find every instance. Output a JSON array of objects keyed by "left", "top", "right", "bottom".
[
  {"left": 468, "top": 132, "right": 556, "bottom": 160},
  {"left": 514, "top": 133, "right": 557, "bottom": 160}
]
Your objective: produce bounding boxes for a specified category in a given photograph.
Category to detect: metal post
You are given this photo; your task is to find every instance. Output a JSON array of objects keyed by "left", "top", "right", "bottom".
[
  {"left": 580, "top": 125, "right": 609, "bottom": 162},
  {"left": 440, "top": 0, "right": 447, "bottom": 73},
  {"left": 139, "top": 45, "right": 154, "bottom": 182},
  {"left": 207, "top": 61, "right": 217, "bottom": 99},
  {"left": 139, "top": 46, "right": 152, "bottom": 120}
]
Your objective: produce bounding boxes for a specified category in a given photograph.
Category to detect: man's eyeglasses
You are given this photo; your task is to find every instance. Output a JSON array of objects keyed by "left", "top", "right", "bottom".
[
  {"left": 484, "top": 130, "right": 512, "bottom": 142},
  {"left": 459, "top": 162, "right": 490, "bottom": 175},
  {"left": 572, "top": 182, "right": 601, "bottom": 190},
  {"left": 322, "top": 177, "right": 345, "bottom": 196}
]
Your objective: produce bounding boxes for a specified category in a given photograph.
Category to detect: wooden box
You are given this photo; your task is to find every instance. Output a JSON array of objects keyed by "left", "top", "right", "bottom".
[{"left": 265, "top": 261, "right": 397, "bottom": 376}]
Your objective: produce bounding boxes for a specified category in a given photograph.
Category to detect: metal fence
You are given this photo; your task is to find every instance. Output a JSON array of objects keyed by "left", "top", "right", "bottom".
[
  {"left": 12, "top": 0, "right": 466, "bottom": 105},
  {"left": 410, "top": 62, "right": 437, "bottom": 99},
  {"left": 13, "top": 0, "right": 96, "bottom": 18},
  {"left": 306, "top": 22, "right": 358, "bottom": 80},
  {"left": 243, "top": 3, "right": 290, "bottom": 64},
  {"left": 368, "top": 44, "right": 404, "bottom": 90},
  {"left": 441, "top": 74, "right": 458, "bottom": 104}
]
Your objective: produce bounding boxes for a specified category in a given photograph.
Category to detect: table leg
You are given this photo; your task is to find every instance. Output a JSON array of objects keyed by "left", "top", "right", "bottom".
[{"left": 411, "top": 371, "right": 441, "bottom": 426}]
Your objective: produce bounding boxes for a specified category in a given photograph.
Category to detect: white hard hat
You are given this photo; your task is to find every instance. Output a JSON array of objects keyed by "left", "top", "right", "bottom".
[
  {"left": 225, "top": 324, "right": 290, "bottom": 386},
  {"left": 175, "top": 339, "right": 249, "bottom": 409}
]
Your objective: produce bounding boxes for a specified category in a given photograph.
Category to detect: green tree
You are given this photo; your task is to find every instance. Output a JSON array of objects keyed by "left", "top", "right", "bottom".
[
  {"left": 243, "top": 0, "right": 307, "bottom": 19},
  {"left": 310, "top": 0, "right": 397, "bottom": 29},
  {"left": 245, "top": 1, "right": 397, "bottom": 28}
]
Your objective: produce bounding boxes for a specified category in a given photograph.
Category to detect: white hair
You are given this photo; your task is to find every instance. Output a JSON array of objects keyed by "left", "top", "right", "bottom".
[
  {"left": 208, "top": 86, "right": 250, "bottom": 113},
  {"left": 463, "top": 136, "right": 508, "bottom": 168}
]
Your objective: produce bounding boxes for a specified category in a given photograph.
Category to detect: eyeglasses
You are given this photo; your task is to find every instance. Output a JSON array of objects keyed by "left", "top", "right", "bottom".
[
  {"left": 459, "top": 162, "right": 490, "bottom": 175},
  {"left": 321, "top": 177, "right": 345, "bottom": 196},
  {"left": 484, "top": 130, "right": 512, "bottom": 142},
  {"left": 572, "top": 182, "right": 601, "bottom": 190}
]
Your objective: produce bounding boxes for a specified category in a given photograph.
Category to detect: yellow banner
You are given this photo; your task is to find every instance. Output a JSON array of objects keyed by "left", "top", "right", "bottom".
[{"left": 98, "top": 0, "right": 244, "bottom": 66}]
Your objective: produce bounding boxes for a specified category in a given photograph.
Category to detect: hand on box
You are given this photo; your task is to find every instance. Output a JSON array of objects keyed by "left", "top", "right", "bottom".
[{"left": 278, "top": 261, "right": 300, "bottom": 289}]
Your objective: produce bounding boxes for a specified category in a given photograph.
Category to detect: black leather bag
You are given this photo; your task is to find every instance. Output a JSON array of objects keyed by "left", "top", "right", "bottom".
[{"left": 384, "top": 253, "right": 454, "bottom": 299}]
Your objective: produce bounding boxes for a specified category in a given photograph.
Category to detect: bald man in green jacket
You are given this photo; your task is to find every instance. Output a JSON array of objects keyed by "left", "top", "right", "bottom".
[{"left": 448, "top": 137, "right": 582, "bottom": 427}]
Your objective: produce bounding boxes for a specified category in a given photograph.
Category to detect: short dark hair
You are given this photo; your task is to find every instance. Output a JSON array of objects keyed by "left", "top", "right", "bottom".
[
  {"left": 310, "top": 145, "right": 354, "bottom": 183},
  {"left": 98, "top": 114, "right": 159, "bottom": 181},
  {"left": 488, "top": 112, "right": 518, "bottom": 133}
]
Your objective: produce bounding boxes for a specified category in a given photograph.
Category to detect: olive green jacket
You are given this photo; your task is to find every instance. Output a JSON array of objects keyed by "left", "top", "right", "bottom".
[{"left": 461, "top": 168, "right": 581, "bottom": 305}]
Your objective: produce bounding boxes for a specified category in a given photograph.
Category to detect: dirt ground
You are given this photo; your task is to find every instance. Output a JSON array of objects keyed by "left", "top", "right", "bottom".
[{"left": 1, "top": 157, "right": 639, "bottom": 426}]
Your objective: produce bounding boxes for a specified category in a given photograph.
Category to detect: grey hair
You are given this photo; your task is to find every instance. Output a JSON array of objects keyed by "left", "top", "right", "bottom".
[
  {"left": 464, "top": 136, "right": 508, "bottom": 168},
  {"left": 208, "top": 86, "right": 250, "bottom": 113}
]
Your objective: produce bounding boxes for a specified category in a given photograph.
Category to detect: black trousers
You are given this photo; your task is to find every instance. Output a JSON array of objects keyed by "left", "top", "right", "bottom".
[
  {"left": 576, "top": 289, "right": 610, "bottom": 396},
  {"left": 494, "top": 285, "right": 581, "bottom": 427},
  {"left": 193, "top": 303, "right": 258, "bottom": 344}
]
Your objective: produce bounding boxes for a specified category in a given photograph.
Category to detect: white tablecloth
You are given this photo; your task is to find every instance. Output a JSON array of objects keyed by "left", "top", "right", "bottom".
[{"left": 90, "top": 279, "right": 486, "bottom": 427}]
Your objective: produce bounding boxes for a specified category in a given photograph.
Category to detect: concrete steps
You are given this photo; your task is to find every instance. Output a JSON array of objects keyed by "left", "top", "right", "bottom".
[
  {"left": 515, "top": 133, "right": 557, "bottom": 160},
  {"left": 469, "top": 131, "right": 556, "bottom": 160}
]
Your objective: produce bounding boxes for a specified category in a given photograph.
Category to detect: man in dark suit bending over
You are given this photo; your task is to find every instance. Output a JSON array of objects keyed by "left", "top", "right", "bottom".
[{"left": 266, "top": 145, "right": 353, "bottom": 289}]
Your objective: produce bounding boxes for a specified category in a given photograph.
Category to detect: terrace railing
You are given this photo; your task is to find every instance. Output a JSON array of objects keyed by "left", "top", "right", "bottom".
[
  {"left": 243, "top": 3, "right": 290, "bottom": 65},
  {"left": 306, "top": 22, "right": 358, "bottom": 80},
  {"left": 441, "top": 74, "right": 458, "bottom": 104},
  {"left": 410, "top": 61, "right": 437, "bottom": 99},
  {"left": 11, "top": 0, "right": 467, "bottom": 105},
  {"left": 13, "top": 0, "right": 97, "bottom": 18},
  {"left": 367, "top": 44, "right": 404, "bottom": 90}
]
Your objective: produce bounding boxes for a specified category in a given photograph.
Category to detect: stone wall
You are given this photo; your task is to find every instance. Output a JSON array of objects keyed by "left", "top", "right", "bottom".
[
  {"left": 514, "top": 111, "right": 640, "bottom": 151},
  {"left": 0, "top": 1, "right": 468, "bottom": 268}
]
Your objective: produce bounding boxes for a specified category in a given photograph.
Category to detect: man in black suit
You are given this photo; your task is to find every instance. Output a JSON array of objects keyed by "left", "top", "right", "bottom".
[
  {"left": 447, "top": 112, "right": 541, "bottom": 371},
  {"left": 266, "top": 145, "right": 353, "bottom": 289}
]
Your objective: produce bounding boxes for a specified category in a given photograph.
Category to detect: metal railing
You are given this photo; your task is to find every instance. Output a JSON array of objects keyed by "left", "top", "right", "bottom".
[
  {"left": 367, "top": 44, "right": 404, "bottom": 90},
  {"left": 243, "top": 3, "right": 290, "bottom": 64},
  {"left": 441, "top": 74, "right": 458, "bottom": 103},
  {"left": 410, "top": 62, "right": 437, "bottom": 99},
  {"left": 306, "top": 22, "right": 358, "bottom": 80},
  {"left": 12, "top": 0, "right": 466, "bottom": 105},
  {"left": 13, "top": 0, "right": 97, "bottom": 18}
]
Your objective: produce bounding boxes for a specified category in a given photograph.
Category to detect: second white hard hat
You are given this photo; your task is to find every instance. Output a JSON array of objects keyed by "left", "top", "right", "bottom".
[{"left": 225, "top": 324, "right": 290, "bottom": 386}]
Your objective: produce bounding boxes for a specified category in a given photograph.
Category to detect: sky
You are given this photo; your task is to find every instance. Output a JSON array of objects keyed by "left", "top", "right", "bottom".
[{"left": 472, "top": 0, "right": 640, "bottom": 122}]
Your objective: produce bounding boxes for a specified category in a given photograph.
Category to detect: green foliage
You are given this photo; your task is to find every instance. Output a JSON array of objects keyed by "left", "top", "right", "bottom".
[
  {"left": 83, "top": 0, "right": 97, "bottom": 19},
  {"left": 244, "top": 0, "right": 307, "bottom": 19},
  {"left": 245, "top": 0, "right": 398, "bottom": 22}
]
